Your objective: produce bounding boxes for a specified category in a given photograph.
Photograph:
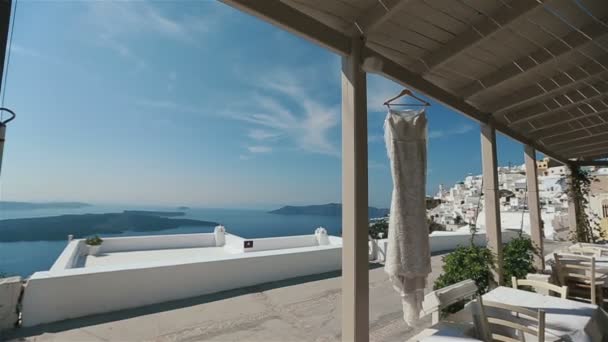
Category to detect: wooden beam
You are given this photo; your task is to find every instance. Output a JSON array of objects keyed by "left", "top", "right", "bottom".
[
  {"left": 341, "top": 35, "right": 369, "bottom": 342},
  {"left": 0, "top": 0, "right": 12, "bottom": 98},
  {"left": 419, "top": 0, "right": 543, "bottom": 74},
  {"left": 488, "top": 56, "right": 608, "bottom": 114},
  {"left": 529, "top": 106, "right": 608, "bottom": 140},
  {"left": 554, "top": 137, "right": 608, "bottom": 154},
  {"left": 219, "top": 0, "right": 351, "bottom": 56},
  {"left": 362, "top": 50, "right": 571, "bottom": 164},
  {"left": 459, "top": 19, "right": 608, "bottom": 99},
  {"left": 481, "top": 123, "right": 503, "bottom": 285},
  {"left": 524, "top": 146, "right": 544, "bottom": 270},
  {"left": 562, "top": 143, "right": 608, "bottom": 159},
  {"left": 355, "top": 0, "right": 413, "bottom": 34},
  {"left": 507, "top": 83, "right": 608, "bottom": 126},
  {"left": 572, "top": 159, "right": 608, "bottom": 167}
]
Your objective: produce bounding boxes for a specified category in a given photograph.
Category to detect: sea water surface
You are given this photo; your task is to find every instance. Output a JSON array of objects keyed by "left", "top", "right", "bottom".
[{"left": 0, "top": 205, "right": 342, "bottom": 278}]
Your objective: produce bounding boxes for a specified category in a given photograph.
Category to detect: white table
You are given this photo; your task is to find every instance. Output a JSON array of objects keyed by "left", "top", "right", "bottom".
[
  {"left": 414, "top": 323, "right": 482, "bottom": 342},
  {"left": 480, "top": 287, "right": 608, "bottom": 342}
]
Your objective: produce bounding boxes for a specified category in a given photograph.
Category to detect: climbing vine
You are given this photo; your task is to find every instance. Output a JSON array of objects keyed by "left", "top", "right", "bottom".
[{"left": 566, "top": 166, "right": 604, "bottom": 243}]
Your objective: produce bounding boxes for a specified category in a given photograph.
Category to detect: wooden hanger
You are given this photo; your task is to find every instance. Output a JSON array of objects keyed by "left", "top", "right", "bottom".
[{"left": 383, "top": 89, "right": 430, "bottom": 107}]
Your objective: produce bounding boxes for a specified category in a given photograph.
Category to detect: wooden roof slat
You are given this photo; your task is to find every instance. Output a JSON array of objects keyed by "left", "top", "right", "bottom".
[
  {"left": 486, "top": 56, "right": 608, "bottom": 113},
  {"left": 412, "top": 0, "right": 545, "bottom": 75},
  {"left": 458, "top": 19, "right": 608, "bottom": 99},
  {"left": 355, "top": 0, "right": 416, "bottom": 34},
  {"left": 506, "top": 81, "right": 608, "bottom": 124}
]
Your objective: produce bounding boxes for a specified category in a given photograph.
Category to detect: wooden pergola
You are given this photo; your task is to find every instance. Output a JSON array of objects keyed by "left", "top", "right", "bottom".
[
  {"left": 217, "top": 1, "right": 608, "bottom": 340},
  {"left": 1, "top": 0, "right": 607, "bottom": 341}
]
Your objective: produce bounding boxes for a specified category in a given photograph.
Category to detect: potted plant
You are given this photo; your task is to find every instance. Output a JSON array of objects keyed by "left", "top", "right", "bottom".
[{"left": 85, "top": 235, "right": 103, "bottom": 256}]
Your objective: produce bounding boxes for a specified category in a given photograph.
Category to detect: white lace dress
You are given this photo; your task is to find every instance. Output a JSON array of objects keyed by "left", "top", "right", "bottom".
[{"left": 383, "top": 108, "right": 431, "bottom": 326}]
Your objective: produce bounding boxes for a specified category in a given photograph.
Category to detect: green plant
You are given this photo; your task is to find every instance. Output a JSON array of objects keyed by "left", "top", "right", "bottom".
[
  {"left": 502, "top": 235, "right": 538, "bottom": 285},
  {"left": 566, "top": 166, "right": 605, "bottom": 243},
  {"left": 434, "top": 244, "right": 495, "bottom": 295},
  {"left": 433, "top": 244, "right": 495, "bottom": 314},
  {"left": 369, "top": 220, "right": 388, "bottom": 239},
  {"left": 85, "top": 235, "right": 103, "bottom": 246}
]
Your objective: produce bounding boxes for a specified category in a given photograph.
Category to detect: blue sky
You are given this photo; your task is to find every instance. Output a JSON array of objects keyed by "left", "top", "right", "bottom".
[{"left": 0, "top": 1, "right": 530, "bottom": 209}]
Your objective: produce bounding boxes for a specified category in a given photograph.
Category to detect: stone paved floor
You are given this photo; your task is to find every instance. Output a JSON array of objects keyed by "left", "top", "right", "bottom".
[{"left": 3, "top": 240, "right": 568, "bottom": 342}]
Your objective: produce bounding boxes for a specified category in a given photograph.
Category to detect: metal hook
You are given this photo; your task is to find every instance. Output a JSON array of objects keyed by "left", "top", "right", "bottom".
[{"left": 0, "top": 107, "right": 16, "bottom": 125}]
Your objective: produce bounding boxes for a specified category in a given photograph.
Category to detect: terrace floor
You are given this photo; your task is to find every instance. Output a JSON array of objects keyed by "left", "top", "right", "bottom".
[{"left": 4, "top": 240, "right": 568, "bottom": 342}]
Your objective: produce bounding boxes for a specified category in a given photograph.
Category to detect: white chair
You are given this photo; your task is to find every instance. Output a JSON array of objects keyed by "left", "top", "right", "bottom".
[
  {"left": 554, "top": 253, "right": 604, "bottom": 305},
  {"left": 511, "top": 276, "right": 568, "bottom": 299},
  {"left": 421, "top": 279, "right": 478, "bottom": 324},
  {"left": 475, "top": 295, "right": 545, "bottom": 342}
]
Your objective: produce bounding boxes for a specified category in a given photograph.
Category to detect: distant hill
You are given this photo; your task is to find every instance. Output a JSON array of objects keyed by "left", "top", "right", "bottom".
[
  {"left": 0, "top": 201, "right": 91, "bottom": 210},
  {"left": 123, "top": 210, "right": 185, "bottom": 217},
  {"left": 0, "top": 211, "right": 218, "bottom": 242},
  {"left": 269, "top": 203, "right": 389, "bottom": 218}
]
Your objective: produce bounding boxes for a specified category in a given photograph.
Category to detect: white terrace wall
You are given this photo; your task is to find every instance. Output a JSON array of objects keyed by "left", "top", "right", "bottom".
[
  {"left": 99, "top": 233, "right": 217, "bottom": 253},
  {"left": 21, "top": 245, "right": 341, "bottom": 327},
  {"left": 241, "top": 235, "right": 320, "bottom": 253},
  {"left": 50, "top": 233, "right": 220, "bottom": 271},
  {"left": 371, "top": 230, "right": 520, "bottom": 262}
]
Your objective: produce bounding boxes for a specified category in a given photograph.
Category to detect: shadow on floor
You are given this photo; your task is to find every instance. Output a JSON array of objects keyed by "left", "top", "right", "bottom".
[{"left": 3, "top": 263, "right": 384, "bottom": 340}]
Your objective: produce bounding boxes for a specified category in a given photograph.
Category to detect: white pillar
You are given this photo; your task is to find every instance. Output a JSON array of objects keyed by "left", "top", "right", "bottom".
[
  {"left": 341, "top": 35, "right": 369, "bottom": 342},
  {"left": 214, "top": 225, "right": 226, "bottom": 247},
  {"left": 481, "top": 123, "right": 503, "bottom": 285},
  {"left": 524, "top": 146, "right": 544, "bottom": 270}
]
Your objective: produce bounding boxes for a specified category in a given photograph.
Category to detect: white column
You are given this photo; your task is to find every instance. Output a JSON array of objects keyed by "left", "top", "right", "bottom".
[
  {"left": 481, "top": 123, "right": 503, "bottom": 285},
  {"left": 524, "top": 146, "right": 544, "bottom": 270},
  {"left": 341, "top": 35, "right": 369, "bottom": 342}
]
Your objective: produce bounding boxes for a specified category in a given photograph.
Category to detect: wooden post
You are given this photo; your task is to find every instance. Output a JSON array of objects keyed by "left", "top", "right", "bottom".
[
  {"left": 341, "top": 35, "right": 369, "bottom": 342},
  {"left": 524, "top": 146, "right": 544, "bottom": 270},
  {"left": 567, "top": 165, "right": 582, "bottom": 241},
  {"left": 481, "top": 123, "right": 503, "bottom": 285}
]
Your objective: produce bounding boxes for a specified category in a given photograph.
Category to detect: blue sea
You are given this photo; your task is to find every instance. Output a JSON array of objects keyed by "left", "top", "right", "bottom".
[{"left": 0, "top": 205, "right": 342, "bottom": 278}]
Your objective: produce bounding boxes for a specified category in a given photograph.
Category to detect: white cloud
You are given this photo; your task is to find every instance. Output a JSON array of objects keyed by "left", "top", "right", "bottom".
[
  {"left": 84, "top": 2, "right": 216, "bottom": 68},
  {"left": 429, "top": 124, "right": 474, "bottom": 139},
  {"left": 368, "top": 134, "right": 384, "bottom": 143},
  {"left": 228, "top": 71, "right": 340, "bottom": 157},
  {"left": 248, "top": 129, "right": 280, "bottom": 141},
  {"left": 248, "top": 146, "right": 272, "bottom": 153},
  {"left": 11, "top": 44, "right": 43, "bottom": 59}
]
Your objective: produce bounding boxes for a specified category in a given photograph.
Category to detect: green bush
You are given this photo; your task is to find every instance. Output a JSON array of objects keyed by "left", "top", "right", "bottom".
[
  {"left": 369, "top": 220, "right": 388, "bottom": 239},
  {"left": 502, "top": 235, "right": 538, "bottom": 285},
  {"left": 434, "top": 244, "right": 495, "bottom": 295}
]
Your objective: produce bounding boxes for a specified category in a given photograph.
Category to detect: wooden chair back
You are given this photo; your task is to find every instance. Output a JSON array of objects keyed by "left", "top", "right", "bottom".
[
  {"left": 475, "top": 295, "right": 545, "bottom": 342},
  {"left": 511, "top": 276, "right": 568, "bottom": 299},
  {"left": 421, "top": 279, "right": 478, "bottom": 324},
  {"left": 553, "top": 253, "right": 603, "bottom": 305}
]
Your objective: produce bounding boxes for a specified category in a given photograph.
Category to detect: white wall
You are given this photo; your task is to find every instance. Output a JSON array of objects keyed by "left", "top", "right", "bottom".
[
  {"left": 241, "top": 235, "right": 319, "bottom": 253},
  {"left": 50, "top": 240, "right": 85, "bottom": 271},
  {"left": 372, "top": 230, "right": 520, "bottom": 262},
  {"left": 100, "top": 233, "right": 217, "bottom": 253},
  {"left": 21, "top": 245, "right": 341, "bottom": 327}
]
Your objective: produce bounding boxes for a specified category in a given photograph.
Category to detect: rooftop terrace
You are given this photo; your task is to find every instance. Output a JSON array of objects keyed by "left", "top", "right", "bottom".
[{"left": 3, "top": 241, "right": 568, "bottom": 342}]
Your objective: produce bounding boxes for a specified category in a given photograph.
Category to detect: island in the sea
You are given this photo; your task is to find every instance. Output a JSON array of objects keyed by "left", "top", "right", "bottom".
[
  {"left": 0, "top": 211, "right": 218, "bottom": 242},
  {"left": 0, "top": 201, "right": 92, "bottom": 210},
  {"left": 269, "top": 203, "right": 390, "bottom": 218}
]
